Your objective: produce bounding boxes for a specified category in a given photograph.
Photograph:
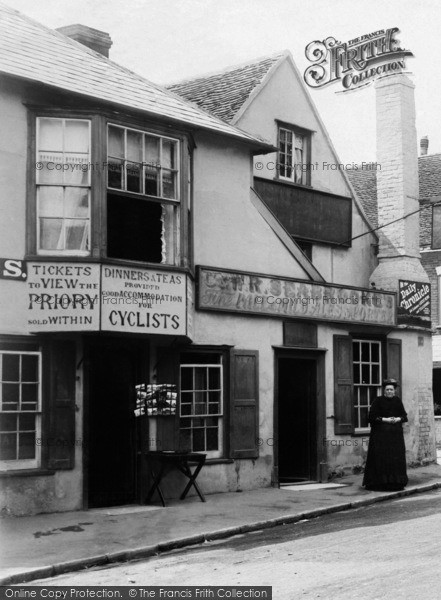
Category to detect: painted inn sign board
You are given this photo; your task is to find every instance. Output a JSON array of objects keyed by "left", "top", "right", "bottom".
[{"left": 197, "top": 267, "right": 396, "bottom": 326}]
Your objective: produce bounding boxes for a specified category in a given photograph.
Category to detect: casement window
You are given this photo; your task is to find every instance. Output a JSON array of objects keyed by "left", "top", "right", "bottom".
[
  {"left": 0, "top": 351, "right": 42, "bottom": 470},
  {"left": 0, "top": 340, "right": 76, "bottom": 473},
  {"left": 36, "top": 118, "right": 91, "bottom": 255},
  {"left": 278, "top": 125, "right": 311, "bottom": 186},
  {"left": 352, "top": 340, "right": 382, "bottom": 431},
  {"left": 107, "top": 124, "right": 180, "bottom": 264},
  {"left": 180, "top": 360, "right": 223, "bottom": 458},
  {"left": 333, "top": 336, "right": 401, "bottom": 435},
  {"left": 177, "top": 349, "right": 259, "bottom": 460}
]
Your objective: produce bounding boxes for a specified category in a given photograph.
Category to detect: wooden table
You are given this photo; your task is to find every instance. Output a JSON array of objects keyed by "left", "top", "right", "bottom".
[{"left": 144, "top": 451, "right": 207, "bottom": 507}]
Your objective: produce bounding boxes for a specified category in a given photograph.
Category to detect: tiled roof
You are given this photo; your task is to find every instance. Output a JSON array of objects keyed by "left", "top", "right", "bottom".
[
  {"left": 0, "top": 3, "right": 268, "bottom": 146},
  {"left": 346, "top": 155, "right": 441, "bottom": 247},
  {"left": 167, "top": 53, "right": 286, "bottom": 123}
]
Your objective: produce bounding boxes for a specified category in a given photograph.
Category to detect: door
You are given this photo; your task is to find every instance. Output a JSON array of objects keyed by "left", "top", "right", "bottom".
[
  {"left": 87, "top": 338, "right": 144, "bottom": 508},
  {"left": 277, "top": 357, "right": 317, "bottom": 482}
]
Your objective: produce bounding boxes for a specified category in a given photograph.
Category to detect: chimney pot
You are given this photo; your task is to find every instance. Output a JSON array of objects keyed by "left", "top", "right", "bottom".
[
  {"left": 420, "top": 135, "right": 429, "bottom": 156},
  {"left": 57, "top": 24, "right": 113, "bottom": 57}
]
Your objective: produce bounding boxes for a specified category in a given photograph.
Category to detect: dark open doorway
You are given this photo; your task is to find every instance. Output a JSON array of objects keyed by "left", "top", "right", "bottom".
[
  {"left": 277, "top": 356, "right": 317, "bottom": 483},
  {"left": 86, "top": 338, "right": 146, "bottom": 508}
]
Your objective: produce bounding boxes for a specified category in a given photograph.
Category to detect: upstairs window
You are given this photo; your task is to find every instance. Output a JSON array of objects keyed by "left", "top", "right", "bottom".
[
  {"left": 278, "top": 125, "right": 310, "bottom": 186},
  {"left": 36, "top": 118, "right": 91, "bottom": 255},
  {"left": 107, "top": 125, "right": 181, "bottom": 264}
]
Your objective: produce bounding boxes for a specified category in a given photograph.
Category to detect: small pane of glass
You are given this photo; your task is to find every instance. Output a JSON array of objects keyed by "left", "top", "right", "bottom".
[
  {"left": 107, "top": 158, "right": 123, "bottom": 189},
  {"left": 21, "top": 355, "right": 38, "bottom": 383},
  {"left": 192, "top": 428, "right": 205, "bottom": 452},
  {"left": 0, "top": 414, "right": 16, "bottom": 431},
  {"left": 208, "top": 391, "right": 220, "bottom": 404},
  {"left": 179, "top": 428, "right": 191, "bottom": 452},
  {"left": 127, "top": 162, "right": 142, "bottom": 193},
  {"left": 63, "top": 154, "right": 90, "bottom": 186},
  {"left": 37, "top": 153, "right": 64, "bottom": 184},
  {"left": 180, "top": 391, "right": 193, "bottom": 404},
  {"left": 162, "top": 140, "right": 177, "bottom": 169},
  {"left": 19, "top": 413, "right": 35, "bottom": 430},
  {"left": 181, "top": 368, "right": 193, "bottom": 392},
  {"left": 2, "top": 383, "right": 19, "bottom": 407},
  {"left": 361, "top": 364, "right": 370, "bottom": 384},
  {"left": 371, "top": 343, "right": 380, "bottom": 363},
  {"left": 39, "top": 218, "right": 63, "bottom": 250},
  {"left": 2, "top": 354, "right": 20, "bottom": 382},
  {"left": 65, "top": 188, "right": 89, "bottom": 218},
  {"left": 181, "top": 404, "right": 192, "bottom": 416},
  {"left": 162, "top": 170, "right": 176, "bottom": 199},
  {"left": 39, "top": 118, "right": 63, "bottom": 151},
  {"left": 194, "top": 368, "right": 207, "bottom": 390},
  {"left": 206, "top": 427, "right": 218, "bottom": 451},
  {"left": 0, "top": 433, "right": 17, "bottom": 460},
  {"left": 359, "top": 407, "right": 369, "bottom": 428},
  {"left": 39, "top": 187, "right": 63, "bottom": 217},
  {"left": 353, "top": 363, "right": 360, "bottom": 384},
  {"left": 65, "top": 220, "right": 89, "bottom": 250},
  {"left": 195, "top": 403, "right": 206, "bottom": 415},
  {"left": 18, "top": 432, "right": 35, "bottom": 459},
  {"left": 108, "top": 126, "right": 124, "bottom": 158},
  {"left": 127, "top": 130, "right": 142, "bottom": 163},
  {"left": 209, "top": 369, "right": 220, "bottom": 389},
  {"left": 144, "top": 167, "right": 159, "bottom": 196},
  {"left": 22, "top": 384, "right": 38, "bottom": 406},
  {"left": 144, "top": 136, "right": 159, "bottom": 164},
  {"left": 208, "top": 403, "right": 219, "bottom": 414},
  {"left": 359, "top": 387, "right": 368, "bottom": 406},
  {"left": 65, "top": 120, "right": 90, "bottom": 153},
  {"left": 372, "top": 364, "right": 380, "bottom": 384},
  {"left": 361, "top": 342, "right": 370, "bottom": 362}
]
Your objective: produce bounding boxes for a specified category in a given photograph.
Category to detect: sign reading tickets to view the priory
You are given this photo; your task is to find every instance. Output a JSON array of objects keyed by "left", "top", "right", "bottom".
[{"left": 26, "top": 263, "right": 187, "bottom": 335}]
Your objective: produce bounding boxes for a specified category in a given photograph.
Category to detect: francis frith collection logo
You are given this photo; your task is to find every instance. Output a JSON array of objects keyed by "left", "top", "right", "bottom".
[{"left": 304, "top": 27, "right": 413, "bottom": 91}]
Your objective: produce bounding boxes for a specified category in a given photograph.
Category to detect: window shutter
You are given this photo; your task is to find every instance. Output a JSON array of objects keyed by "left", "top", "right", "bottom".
[
  {"left": 387, "top": 338, "right": 402, "bottom": 385},
  {"left": 47, "top": 341, "right": 76, "bottom": 470},
  {"left": 333, "top": 335, "right": 354, "bottom": 435},
  {"left": 230, "top": 350, "right": 259, "bottom": 459}
]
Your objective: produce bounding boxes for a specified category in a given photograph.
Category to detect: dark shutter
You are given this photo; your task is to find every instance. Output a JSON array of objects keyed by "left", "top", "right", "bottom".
[
  {"left": 155, "top": 348, "right": 179, "bottom": 451},
  {"left": 387, "top": 338, "right": 402, "bottom": 386},
  {"left": 47, "top": 340, "right": 76, "bottom": 470},
  {"left": 333, "top": 335, "right": 354, "bottom": 435},
  {"left": 230, "top": 350, "right": 259, "bottom": 459}
]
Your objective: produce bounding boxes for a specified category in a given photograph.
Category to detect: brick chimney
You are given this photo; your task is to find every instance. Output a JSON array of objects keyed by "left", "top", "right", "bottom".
[
  {"left": 57, "top": 24, "right": 113, "bottom": 57},
  {"left": 420, "top": 136, "right": 429, "bottom": 156},
  {"left": 369, "top": 74, "right": 429, "bottom": 294}
]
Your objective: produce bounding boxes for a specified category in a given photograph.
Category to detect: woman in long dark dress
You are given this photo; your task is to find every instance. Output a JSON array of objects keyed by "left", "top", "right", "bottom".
[{"left": 363, "top": 379, "right": 408, "bottom": 491}]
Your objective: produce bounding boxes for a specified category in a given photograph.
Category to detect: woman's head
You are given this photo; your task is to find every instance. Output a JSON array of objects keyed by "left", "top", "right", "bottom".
[{"left": 383, "top": 378, "right": 398, "bottom": 397}]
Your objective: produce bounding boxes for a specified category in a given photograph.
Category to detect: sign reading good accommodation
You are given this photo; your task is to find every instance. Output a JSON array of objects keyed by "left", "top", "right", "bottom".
[
  {"left": 198, "top": 267, "right": 396, "bottom": 326},
  {"left": 101, "top": 266, "right": 187, "bottom": 335},
  {"left": 27, "top": 263, "right": 100, "bottom": 331},
  {"left": 398, "top": 280, "right": 431, "bottom": 318}
]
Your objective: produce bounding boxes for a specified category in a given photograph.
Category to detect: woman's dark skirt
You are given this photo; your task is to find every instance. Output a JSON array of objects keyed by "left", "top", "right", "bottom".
[{"left": 363, "top": 422, "right": 408, "bottom": 491}]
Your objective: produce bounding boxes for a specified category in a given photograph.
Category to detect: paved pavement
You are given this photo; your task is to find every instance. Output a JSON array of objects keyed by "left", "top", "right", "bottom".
[{"left": 1, "top": 462, "right": 441, "bottom": 585}]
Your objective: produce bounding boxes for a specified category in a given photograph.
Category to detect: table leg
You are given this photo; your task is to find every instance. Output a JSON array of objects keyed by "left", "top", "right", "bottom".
[
  {"left": 179, "top": 460, "right": 206, "bottom": 502},
  {"left": 145, "top": 463, "right": 166, "bottom": 507}
]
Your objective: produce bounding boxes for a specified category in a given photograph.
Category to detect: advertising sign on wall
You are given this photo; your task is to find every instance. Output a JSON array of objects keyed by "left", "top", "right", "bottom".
[
  {"left": 198, "top": 266, "right": 396, "bottom": 327},
  {"left": 27, "top": 263, "right": 100, "bottom": 331},
  {"left": 398, "top": 280, "right": 431, "bottom": 318},
  {"left": 100, "top": 266, "right": 187, "bottom": 335}
]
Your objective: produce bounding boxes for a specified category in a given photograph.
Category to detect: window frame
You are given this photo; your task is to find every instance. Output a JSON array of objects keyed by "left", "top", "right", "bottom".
[
  {"left": 352, "top": 338, "right": 383, "bottom": 433},
  {"left": 276, "top": 121, "right": 312, "bottom": 187},
  {"left": 35, "top": 116, "right": 92, "bottom": 257},
  {"left": 27, "top": 109, "right": 192, "bottom": 270},
  {"left": 0, "top": 349, "right": 42, "bottom": 471}
]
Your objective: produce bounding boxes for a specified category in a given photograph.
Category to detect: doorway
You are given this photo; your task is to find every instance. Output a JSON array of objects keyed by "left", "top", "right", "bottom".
[
  {"left": 86, "top": 338, "right": 146, "bottom": 508},
  {"left": 276, "top": 356, "right": 318, "bottom": 483}
]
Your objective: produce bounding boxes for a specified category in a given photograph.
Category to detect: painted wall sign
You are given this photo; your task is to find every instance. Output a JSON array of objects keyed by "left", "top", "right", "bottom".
[
  {"left": 198, "top": 267, "right": 396, "bottom": 327},
  {"left": 27, "top": 263, "right": 100, "bottom": 331},
  {"left": 101, "top": 266, "right": 187, "bottom": 335},
  {"left": 398, "top": 280, "right": 431, "bottom": 318},
  {"left": 0, "top": 258, "right": 27, "bottom": 281}
]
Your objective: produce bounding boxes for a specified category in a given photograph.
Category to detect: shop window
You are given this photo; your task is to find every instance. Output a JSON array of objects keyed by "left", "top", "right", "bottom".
[
  {"left": 180, "top": 359, "right": 223, "bottom": 459},
  {"left": 352, "top": 340, "right": 382, "bottom": 431},
  {"left": 36, "top": 118, "right": 91, "bottom": 255},
  {"left": 107, "top": 125, "right": 180, "bottom": 264},
  {"left": 333, "top": 336, "right": 401, "bottom": 435},
  {"left": 278, "top": 125, "right": 311, "bottom": 186},
  {"left": 0, "top": 351, "right": 42, "bottom": 470}
]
